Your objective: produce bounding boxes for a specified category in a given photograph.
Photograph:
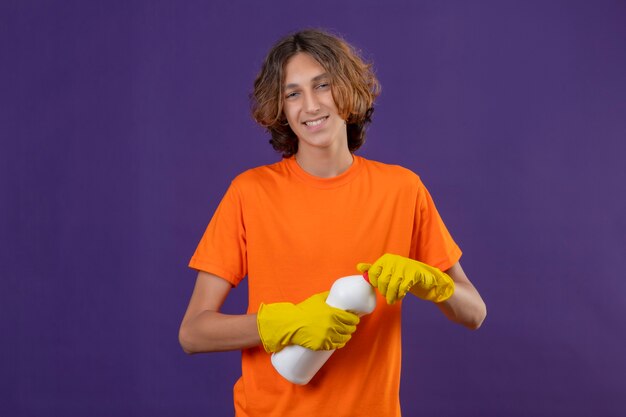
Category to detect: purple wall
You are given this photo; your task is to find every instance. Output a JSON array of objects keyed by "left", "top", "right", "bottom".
[{"left": 2, "top": 1, "right": 625, "bottom": 416}]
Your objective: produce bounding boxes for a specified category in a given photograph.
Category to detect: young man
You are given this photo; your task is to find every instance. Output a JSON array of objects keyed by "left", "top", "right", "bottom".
[{"left": 179, "top": 29, "right": 486, "bottom": 416}]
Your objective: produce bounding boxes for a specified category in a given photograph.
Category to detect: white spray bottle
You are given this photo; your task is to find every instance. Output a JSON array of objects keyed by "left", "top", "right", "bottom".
[{"left": 270, "top": 273, "right": 376, "bottom": 385}]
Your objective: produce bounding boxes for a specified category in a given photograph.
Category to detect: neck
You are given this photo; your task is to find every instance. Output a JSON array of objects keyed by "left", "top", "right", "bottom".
[{"left": 295, "top": 145, "right": 354, "bottom": 178}]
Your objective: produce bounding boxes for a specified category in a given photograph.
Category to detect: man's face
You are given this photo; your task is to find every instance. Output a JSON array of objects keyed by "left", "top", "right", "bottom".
[{"left": 282, "top": 53, "right": 347, "bottom": 155}]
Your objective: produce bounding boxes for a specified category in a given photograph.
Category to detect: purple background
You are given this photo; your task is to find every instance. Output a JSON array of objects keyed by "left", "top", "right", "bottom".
[{"left": 2, "top": 1, "right": 625, "bottom": 416}]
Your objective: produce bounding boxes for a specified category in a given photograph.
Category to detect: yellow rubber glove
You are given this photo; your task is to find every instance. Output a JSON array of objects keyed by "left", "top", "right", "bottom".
[
  {"left": 357, "top": 254, "right": 455, "bottom": 304},
  {"left": 257, "top": 291, "right": 360, "bottom": 353}
]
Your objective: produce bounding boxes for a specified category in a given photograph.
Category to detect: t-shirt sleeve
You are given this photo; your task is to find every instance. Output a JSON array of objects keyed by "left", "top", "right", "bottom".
[
  {"left": 410, "top": 178, "right": 462, "bottom": 271},
  {"left": 188, "top": 181, "right": 247, "bottom": 286}
]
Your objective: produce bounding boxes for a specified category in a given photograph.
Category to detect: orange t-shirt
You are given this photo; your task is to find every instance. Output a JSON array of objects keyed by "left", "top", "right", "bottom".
[{"left": 189, "top": 156, "right": 461, "bottom": 417}]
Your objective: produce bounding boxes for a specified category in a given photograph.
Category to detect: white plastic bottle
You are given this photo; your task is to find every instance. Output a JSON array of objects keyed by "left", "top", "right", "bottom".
[{"left": 270, "top": 274, "right": 377, "bottom": 385}]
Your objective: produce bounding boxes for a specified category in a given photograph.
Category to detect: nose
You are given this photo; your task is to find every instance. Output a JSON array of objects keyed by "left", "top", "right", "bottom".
[{"left": 303, "top": 91, "right": 320, "bottom": 114}]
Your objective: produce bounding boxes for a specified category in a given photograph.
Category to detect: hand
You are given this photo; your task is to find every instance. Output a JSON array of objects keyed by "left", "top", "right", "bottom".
[
  {"left": 357, "top": 254, "right": 455, "bottom": 304},
  {"left": 257, "top": 291, "right": 360, "bottom": 353}
]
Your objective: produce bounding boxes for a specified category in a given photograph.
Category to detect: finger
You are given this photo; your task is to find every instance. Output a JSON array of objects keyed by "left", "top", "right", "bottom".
[
  {"left": 398, "top": 279, "right": 414, "bottom": 300},
  {"left": 336, "top": 323, "right": 357, "bottom": 336},
  {"left": 386, "top": 275, "right": 402, "bottom": 305},
  {"left": 332, "top": 309, "right": 360, "bottom": 326},
  {"left": 329, "top": 332, "right": 352, "bottom": 348},
  {"left": 334, "top": 341, "right": 348, "bottom": 350},
  {"left": 356, "top": 262, "right": 371, "bottom": 273},
  {"left": 367, "top": 264, "right": 383, "bottom": 287},
  {"left": 318, "top": 339, "right": 336, "bottom": 351},
  {"left": 377, "top": 272, "right": 392, "bottom": 297}
]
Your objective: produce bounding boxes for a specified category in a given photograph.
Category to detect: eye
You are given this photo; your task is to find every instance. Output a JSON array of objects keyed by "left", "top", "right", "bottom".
[
  {"left": 316, "top": 82, "right": 330, "bottom": 89},
  {"left": 285, "top": 91, "right": 299, "bottom": 99}
]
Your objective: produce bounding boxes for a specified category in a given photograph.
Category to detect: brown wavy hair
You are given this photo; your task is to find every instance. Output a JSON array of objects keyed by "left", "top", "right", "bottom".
[{"left": 252, "top": 29, "right": 381, "bottom": 157}]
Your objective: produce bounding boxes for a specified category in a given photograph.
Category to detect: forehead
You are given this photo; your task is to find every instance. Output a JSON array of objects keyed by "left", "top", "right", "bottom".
[{"left": 283, "top": 53, "right": 328, "bottom": 86}]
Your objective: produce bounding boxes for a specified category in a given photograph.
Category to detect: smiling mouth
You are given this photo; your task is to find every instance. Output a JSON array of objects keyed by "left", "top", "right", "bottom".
[{"left": 303, "top": 116, "right": 328, "bottom": 127}]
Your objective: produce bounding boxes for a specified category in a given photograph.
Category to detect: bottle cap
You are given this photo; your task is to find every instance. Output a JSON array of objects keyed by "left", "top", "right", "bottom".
[{"left": 362, "top": 271, "right": 371, "bottom": 284}]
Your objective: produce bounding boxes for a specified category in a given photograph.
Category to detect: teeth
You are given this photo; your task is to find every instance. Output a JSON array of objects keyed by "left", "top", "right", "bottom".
[{"left": 305, "top": 117, "right": 327, "bottom": 126}]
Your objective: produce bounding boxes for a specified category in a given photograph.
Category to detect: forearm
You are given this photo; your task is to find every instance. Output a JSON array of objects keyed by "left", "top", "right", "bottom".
[
  {"left": 179, "top": 311, "right": 261, "bottom": 354},
  {"left": 429, "top": 281, "right": 486, "bottom": 330}
]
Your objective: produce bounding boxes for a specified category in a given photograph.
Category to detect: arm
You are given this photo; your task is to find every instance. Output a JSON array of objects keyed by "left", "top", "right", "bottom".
[
  {"left": 419, "top": 261, "right": 486, "bottom": 330},
  {"left": 178, "top": 271, "right": 261, "bottom": 354},
  {"left": 178, "top": 271, "right": 359, "bottom": 354},
  {"left": 359, "top": 254, "right": 486, "bottom": 330}
]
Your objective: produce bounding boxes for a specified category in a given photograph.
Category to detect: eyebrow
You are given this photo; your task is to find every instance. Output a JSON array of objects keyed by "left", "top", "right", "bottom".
[{"left": 283, "top": 73, "right": 330, "bottom": 90}]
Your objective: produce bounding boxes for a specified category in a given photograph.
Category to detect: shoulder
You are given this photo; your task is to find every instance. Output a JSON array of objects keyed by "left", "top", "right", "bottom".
[
  {"left": 230, "top": 159, "right": 290, "bottom": 191},
  {"left": 358, "top": 157, "right": 424, "bottom": 188}
]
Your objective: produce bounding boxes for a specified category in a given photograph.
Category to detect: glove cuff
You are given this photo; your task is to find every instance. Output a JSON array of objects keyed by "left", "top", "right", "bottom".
[
  {"left": 431, "top": 271, "right": 455, "bottom": 303},
  {"left": 257, "top": 302, "right": 296, "bottom": 353},
  {"left": 407, "top": 267, "right": 456, "bottom": 303},
  {"left": 256, "top": 303, "right": 275, "bottom": 353}
]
